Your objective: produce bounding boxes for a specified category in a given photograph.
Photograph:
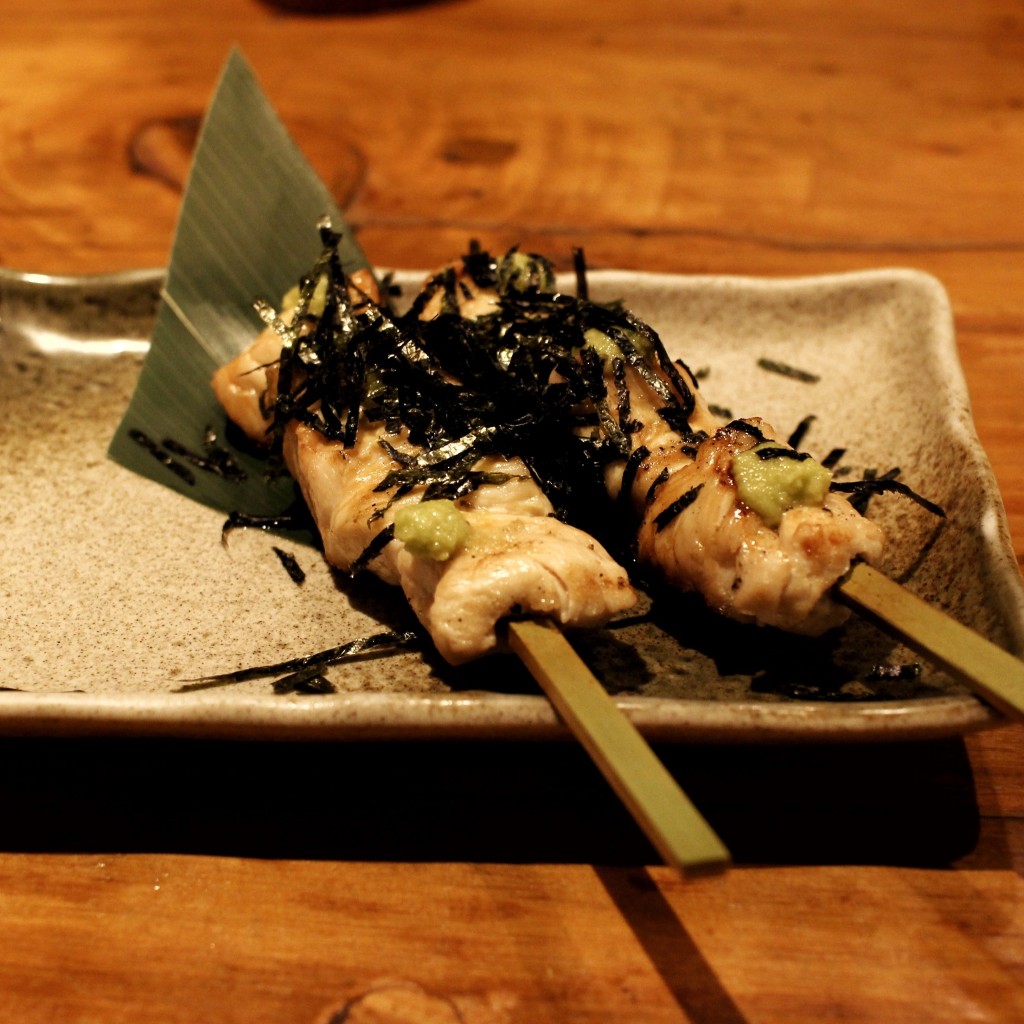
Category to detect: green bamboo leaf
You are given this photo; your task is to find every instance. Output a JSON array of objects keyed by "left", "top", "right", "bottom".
[{"left": 107, "top": 48, "right": 369, "bottom": 522}]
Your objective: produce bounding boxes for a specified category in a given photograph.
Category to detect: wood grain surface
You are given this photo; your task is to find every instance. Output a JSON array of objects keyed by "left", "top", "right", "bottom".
[{"left": 2, "top": 1, "right": 1023, "bottom": 1020}]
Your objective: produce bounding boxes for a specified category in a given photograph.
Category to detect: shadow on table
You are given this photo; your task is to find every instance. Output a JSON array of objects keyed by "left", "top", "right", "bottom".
[
  {"left": 0, "top": 734, "right": 980, "bottom": 866},
  {"left": 596, "top": 865, "right": 750, "bottom": 1024}
]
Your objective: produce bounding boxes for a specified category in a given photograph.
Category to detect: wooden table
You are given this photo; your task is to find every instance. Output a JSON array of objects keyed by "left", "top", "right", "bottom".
[{"left": 2, "top": 1, "right": 1023, "bottom": 1020}]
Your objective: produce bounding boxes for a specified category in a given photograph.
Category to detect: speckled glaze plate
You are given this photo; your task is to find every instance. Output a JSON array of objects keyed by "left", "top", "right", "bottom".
[{"left": 2, "top": 265, "right": 1021, "bottom": 742}]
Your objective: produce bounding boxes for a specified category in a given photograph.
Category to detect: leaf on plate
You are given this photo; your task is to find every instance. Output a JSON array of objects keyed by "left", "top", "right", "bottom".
[{"left": 107, "top": 47, "right": 370, "bottom": 522}]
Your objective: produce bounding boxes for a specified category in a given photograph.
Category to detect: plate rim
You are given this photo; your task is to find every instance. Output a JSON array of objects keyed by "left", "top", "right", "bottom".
[{"left": 0, "top": 689, "right": 1000, "bottom": 744}]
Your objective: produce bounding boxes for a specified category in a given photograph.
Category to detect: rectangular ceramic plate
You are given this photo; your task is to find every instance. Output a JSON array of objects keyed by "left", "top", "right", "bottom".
[{"left": 1, "top": 263, "right": 1021, "bottom": 742}]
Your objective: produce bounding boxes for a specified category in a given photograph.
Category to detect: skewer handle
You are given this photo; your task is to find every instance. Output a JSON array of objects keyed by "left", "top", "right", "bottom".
[
  {"left": 836, "top": 562, "right": 1024, "bottom": 721},
  {"left": 507, "top": 619, "right": 731, "bottom": 877}
]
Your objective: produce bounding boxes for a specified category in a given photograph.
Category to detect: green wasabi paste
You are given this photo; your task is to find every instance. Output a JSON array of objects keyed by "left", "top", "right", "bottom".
[
  {"left": 281, "top": 272, "right": 330, "bottom": 318},
  {"left": 394, "top": 500, "right": 471, "bottom": 561},
  {"left": 497, "top": 250, "right": 556, "bottom": 294},
  {"left": 583, "top": 327, "right": 621, "bottom": 361},
  {"left": 732, "top": 443, "right": 832, "bottom": 527},
  {"left": 583, "top": 326, "right": 653, "bottom": 361}
]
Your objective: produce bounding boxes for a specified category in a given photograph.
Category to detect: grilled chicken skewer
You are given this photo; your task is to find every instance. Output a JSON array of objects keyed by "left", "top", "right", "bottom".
[
  {"left": 607, "top": 363, "right": 884, "bottom": 635},
  {"left": 213, "top": 241, "right": 735, "bottom": 875},
  {"left": 212, "top": 254, "right": 635, "bottom": 664}
]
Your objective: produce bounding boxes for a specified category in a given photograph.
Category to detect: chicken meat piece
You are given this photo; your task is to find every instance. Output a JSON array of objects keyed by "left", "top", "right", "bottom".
[
  {"left": 281, "top": 417, "right": 633, "bottom": 661},
  {"left": 608, "top": 361, "right": 883, "bottom": 632},
  {"left": 395, "top": 509, "right": 637, "bottom": 665}
]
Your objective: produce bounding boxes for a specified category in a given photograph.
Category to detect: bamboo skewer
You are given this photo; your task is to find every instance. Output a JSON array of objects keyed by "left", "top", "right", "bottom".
[
  {"left": 507, "top": 619, "right": 731, "bottom": 877},
  {"left": 836, "top": 562, "right": 1024, "bottom": 721}
]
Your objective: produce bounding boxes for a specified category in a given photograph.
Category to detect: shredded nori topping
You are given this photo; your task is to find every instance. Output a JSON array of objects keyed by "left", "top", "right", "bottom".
[
  {"left": 162, "top": 429, "right": 247, "bottom": 482},
  {"left": 653, "top": 483, "right": 704, "bottom": 532},
  {"left": 128, "top": 428, "right": 195, "bottom": 486},
  {"left": 349, "top": 523, "right": 396, "bottom": 577},
  {"left": 830, "top": 477, "right": 946, "bottom": 518},
  {"left": 175, "top": 629, "right": 420, "bottom": 693},
  {"left": 821, "top": 447, "right": 846, "bottom": 470},
  {"left": 678, "top": 429, "right": 709, "bottom": 459},
  {"left": 258, "top": 233, "right": 704, "bottom": 554},
  {"left": 271, "top": 666, "right": 335, "bottom": 694},
  {"left": 572, "top": 247, "right": 589, "bottom": 301},
  {"left": 645, "top": 467, "right": 670, "bottom": 506},
  {"left": 618, "top": 444, "right": 650, "bottom": 514},
  {"left": 221, "top": 508, "right": 313, "bottom": 545},
  {"left": 727, "top": 419, "right": 768, "bottom": 444},
  {"left": 272, "top": 546, "right": 306, "bottom": 584},
  {"left": 757, "top": 358, "right": 820, "bottom": 383},
  {"left": 787, "top": 414, "right": 816, "bottom": 450},
  {"left": 755, "top": 447, "right": 813, "bottom": 463}
]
